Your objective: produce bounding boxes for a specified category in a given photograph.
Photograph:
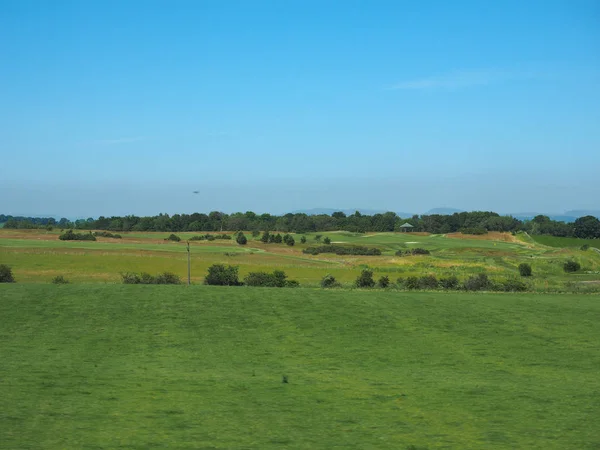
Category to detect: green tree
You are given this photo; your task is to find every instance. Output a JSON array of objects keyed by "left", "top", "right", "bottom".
[
  {"left": 355, "top": 268, "right": 375, "bottom": 288},
  {"left": 518, "top": 263, "right": 532, "bottom": 277},
  {"left": 574, "top": 216, "right": 600, "bottom": 239},
  {"left": 236, "top": 232, "right": 247, "bottom": 245},
  {"left": 323, "top": 237, "right": 331, "bottom": 244}
]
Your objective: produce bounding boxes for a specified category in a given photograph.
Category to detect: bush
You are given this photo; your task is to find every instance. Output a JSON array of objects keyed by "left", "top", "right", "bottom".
[
  {"left": 303, "top": 245, "right": 381, "bottom": 256},
  {"left": 401, "top": 276, "right": 419, "bottom": 290},
  {"left": 300, "top": 236, "right": 307, "bottom": 244},
  {"left": 59, "top": 229, "right": 97, "bottom": 241},
  {"left": 236, "top": 232, "right": 247, "bottom": 245},
  {"left": 320, "top": 274, "right": 341, "bottom": 288},
  {"left": 314, "top": 234, "right": 322, "bottom": 242},
  {"left": 243, "top": 270, "right": 296, "bottom": 288},
  {"left": 0, "top": 264, "right": 15, "bottom": 283},
  {"left": 500, "top": 278, "right": 528, "bottom": 292},
  {"left": 563, "top": 260, "right": 581, "bottom": 273},
  {"left": 121, "top": 272, "right": 141, "bottom": 284},
  {"left": 460, "top": 227, "right": 487, "bottom": 235},
  {"left": 260, "top": 231, "right": 270, "bottom": 243},
  {"left": 377, "top": 275, "right": 390, "bottom": 288},
  {"left": 355, "top": 268, "right": 375, "bottom": 288},
  {"left": 204, "top": 264, "right": 241, "bottom": 286},
  {"left": 518, "top": 263, "right": 532, "bottom": 277},
  {"left": 323, "top": 237, "right": 331, "bottom": 245},
  {"left": 395, "top": 248, "right": 430, "bottom": 256},
  {"left": 154, "top": 272, "right": 181, "bottom": 284},
  {"left": 251, "top": 230, "right": 260, "bottom": 238},
  {"left": 418, "top": 275, "right": 438, "bottom": 290},
  {"left": 274, "top": 233, "right": 283, "bottom": 244},
  {"left": 52, "top": 275, "right": 69, "bottom": 284},
  {"left": 581, "top": 244, "right": 590, "bottom": 251},
  {"left": 439, "top": 275, "right": 459, "bottom": 290},
  {"left": 286, "top": 236, "right": 295, "bottom": 246},
  {"left": 463, "top": 273, "right": 492, "bottom": 291},
  {"left": 165, "top": 234, "right": 181, "bottom": 242},
  {"left": 93, "top": 231, "right": 122, "bottom": 238}
]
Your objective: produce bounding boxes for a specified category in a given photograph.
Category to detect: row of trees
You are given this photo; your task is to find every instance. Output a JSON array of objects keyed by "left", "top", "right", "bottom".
[{"left": 3, "top": 211, "right": 600, "bottom": 239}]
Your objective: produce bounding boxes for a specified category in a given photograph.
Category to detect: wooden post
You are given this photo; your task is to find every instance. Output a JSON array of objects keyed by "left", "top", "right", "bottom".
[{"left": 187, "top": 241, "right": 191, "bottom": 286}]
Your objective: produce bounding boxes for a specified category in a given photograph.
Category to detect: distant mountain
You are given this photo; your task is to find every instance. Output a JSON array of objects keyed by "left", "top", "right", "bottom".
[
  {"left": 291, "top": 208, "right": 414, "bottom": 217},
  {"left": 424, "top": 207, "right": 464, "bottom": 215}
]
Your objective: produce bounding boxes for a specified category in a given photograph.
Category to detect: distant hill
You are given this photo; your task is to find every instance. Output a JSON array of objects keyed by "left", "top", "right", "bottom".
[
  {"left": 291, "top": 208, "right": 414, "bottom": 217},
  {"left": 424, "top": 207, "right": 464, "bottom": 215}
]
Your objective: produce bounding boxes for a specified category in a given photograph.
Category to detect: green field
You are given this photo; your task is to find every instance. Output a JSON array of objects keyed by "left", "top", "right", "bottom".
[
  {"left": 1, "top": 285, "right": 599, "bottom": 449},
  {"left": 530, "top": 234, "right": 600, "bottom": 249},
  {"left": 2, "top": 229, "right": 599, "bottom": 290}
]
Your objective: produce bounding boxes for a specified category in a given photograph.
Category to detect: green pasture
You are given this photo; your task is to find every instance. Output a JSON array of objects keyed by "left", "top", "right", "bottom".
[
  {"left": 1, "top": 230, "right": 599, "bottom": 288},
  {"left": 1, "top": 285, "right": 599, "bottom": 449},
  {"left": 530, "top": 235, "right": 600, "bottom": 249}
]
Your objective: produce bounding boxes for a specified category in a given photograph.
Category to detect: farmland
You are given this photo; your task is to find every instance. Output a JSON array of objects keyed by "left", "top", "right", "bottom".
[
  {"left": 1, "top": 285, "right": 599, "bottom": 449},
  {"left": 1, "top": 228, "right": 599, "bottom": 290}
]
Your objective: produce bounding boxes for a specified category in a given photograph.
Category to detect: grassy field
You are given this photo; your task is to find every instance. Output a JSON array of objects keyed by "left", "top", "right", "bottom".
[
  {"left": 1, "top": 285, "right": 599, "bottom": 449},
  {"left": 530, "top": 235, "right": 600, "bottom": 249},
  {"left": 1, "top": 229, "right": 599, "bottom": 289}
]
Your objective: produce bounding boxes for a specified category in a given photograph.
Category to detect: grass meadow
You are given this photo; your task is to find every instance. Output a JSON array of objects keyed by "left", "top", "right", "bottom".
[
  {"left": 1, "top": 229, "right": 599, "bottom": 289},
  {"left": 1, "top": 284, "right": 599, "bottom": 449}
]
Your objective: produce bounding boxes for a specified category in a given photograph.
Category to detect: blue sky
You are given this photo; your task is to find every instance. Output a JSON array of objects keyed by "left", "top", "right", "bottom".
[{"left": 1, "top": 0, "right": 599, "bottom": 217}]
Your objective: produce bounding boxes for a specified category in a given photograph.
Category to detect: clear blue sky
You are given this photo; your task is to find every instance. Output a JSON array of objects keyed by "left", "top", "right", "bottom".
[{"left": 1, "top": 0, "right": 599, "bottom": 217}]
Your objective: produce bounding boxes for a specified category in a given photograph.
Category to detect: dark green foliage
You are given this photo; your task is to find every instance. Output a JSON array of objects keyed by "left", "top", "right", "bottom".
[
  {"left": 251, "top": 230, "right": 260, "bottom": 238},
  {"left": 93, "top": 231, "right": 122, "bottom": 238},
  {"left": 463, "top": 273, "right": 492, "bottom": 291},
  {"left": 323, "top": 237, "right": 331, "bottom": 245},
  {"left": 563, "top": 261, "right": 581, "bottom": 273},
  {"left": 500, "top": 278, "right": 528, "bottom": 292},
  {"left": 51, "top": 275, "right": 69, "bottom": 284},
  {"left": 0, "top": 264, "right": 15, "bottom": 283},
  {"left": 402, "top": 276, "right": 419, "bottom": 290},
  {"left": 273, "top": 233, "right": 283, "bottom": 244},
  {"left": 314, "top": 234, "right": 322, "bottom": 242},
  {"left": 573, "top": 215, "right": 600, "bottom": 239},
  {"left": 377, "top": 275, "right": 390, "bottom": 288},
  {"left": 395, "top": 248, "right": 431, "bottom": 256},
  {"left": 286, "top": 236, "right": 295, "bottom": 246},
  {"left": 418, "top": 275, "right": 439, "bottom": 290},
  {"left": 260, "top": 231, "right": 270, "bottom": 243},
  {"left": 303, "top": 245, "right": 381, "bottom": 256},
  {"left": 439, "top": 276, "right": 460, "bottom": 290},
  {"left": 300, "top": 236, "right": 307, "bottom": 244},
  {"left": 244, "top": 270, "right": 296, "bottom": 288},
  {"left": 320, "top": 274, "right": 341, "bottom": 288},
  {"left": 204, "top": 264, "right": 241, "bottom": 286},
  {"left": 460, "top": 227, "right": 487, "bottom": 235},
  {"left": 581, "top": 244, "right": 590, "bottom": 251},
  {"left": 355, "top": 268, "right": 375, "bottom": 288},
  {"left": 59, "top": 230, "right": 97, "bottom": 241},
  {"left": 165, "top": 234, "right": 181, "bottom": 242},
  {"left": 518, "top": 263, "right": 532, "bottom": 277},
  {"left": 236, "top": 232, "right": 247, "bottom": 245},
  {"left": 189, "top": 233, "right": 231, "bottom": 241},
  {"left": 121, "top": 272, "right": 181, "bottom": 284}
]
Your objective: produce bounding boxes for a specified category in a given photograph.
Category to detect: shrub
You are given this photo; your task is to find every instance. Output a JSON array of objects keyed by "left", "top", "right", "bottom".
[
  {"left": 0, "top": 264, "right": 15, "bottom": 283},
  {"left": 260, "top": 231, "right": 270, "bottom": 243},
  {"left": 418, "top": 275, "right": 438, "bottom": 290},
  {"left": 460, "top": 227, "right": 487, "bottom": 235},
  {"left": 52, "top": 275, "right": 69, "bottom": 284},
  {"left": 314, "top": 234, "right": 322, "bottom": 242},
  {"left": 581, "top": 244, "right": 590, "bottom": 251},
  {"left": 121, "top": 272, "right": 141, "bottom": 284},
  {"left": 204, "top": 264, "right": 241, "bottom": 286},
  {"left": 251, "top": 230, "right": 260, "bottom": 238},
  {"left": 243, "top": 270, "right": 295, "bottom": 288},
  {"left": 463, "top": 273, "right": 492, "bottom": 291},
  {"left": 165, "top": 234, "right": 181, "bottom": 242},
  {"left": 93, "top": 231, "right": 122, "bottom": 238},
  {"left": 154, "top": 272, "right": 181, "bottom": 284},
  {"left": 140, "top": 272, "right": 156, "bottom": 284},
  {"left": 303, "top": 245, "right": 381, "bottom": 256},
  {"left": 500, "top": 278, "right": 528, "bottom": 292},
  {"left": 402, "top": 276, "right": 419, "bottom": 290},
  {"left": 518, "top": 263, "right": 532, "bottom": 277},
  {"left": 323, "top": 237, "right": 331, "bottom": 245},
  {"left": 300, "top": 236, "right": 307, "bottom": 244},
  {"left": 439, "top": 275, "right": 459, "bottom": 290},
  {"left": 286, "top": 236, "right": 295, "bottom": 246},
  {"left": 355, "top": 268, "right": 375, "bottom": 288},
  {"left": 395, "top": 248, "right": 431, "bottom": 256},
  {"left": 236, "top": 232, "right": 247, "bottom": 245},
  {"left": 320, "top": 274, "right": 341, "bottom": 288},
  {"left": 59, "top": 229, "right": 97, "bottom": 241},
  {"left": 377, "top": 275, "right": 390, "bottom": 288},
  {"left": 563, "top": 260, "right": 581, "bottom": 273}
]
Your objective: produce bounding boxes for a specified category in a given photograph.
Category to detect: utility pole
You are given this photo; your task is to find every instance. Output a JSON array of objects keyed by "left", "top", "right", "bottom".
[{"left": 186, "top": 240, "right": 191, "bottom": 286}]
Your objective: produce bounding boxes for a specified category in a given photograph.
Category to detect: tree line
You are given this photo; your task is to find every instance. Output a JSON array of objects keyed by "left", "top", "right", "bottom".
[{"left": 2, "top": 211, "right": 600, "bottom": 239}]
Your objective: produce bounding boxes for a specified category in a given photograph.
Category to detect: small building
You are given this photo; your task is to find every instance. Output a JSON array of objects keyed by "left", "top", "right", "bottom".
[{"left": 399, "top": 222, "right": 414, "bottom": 232}]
